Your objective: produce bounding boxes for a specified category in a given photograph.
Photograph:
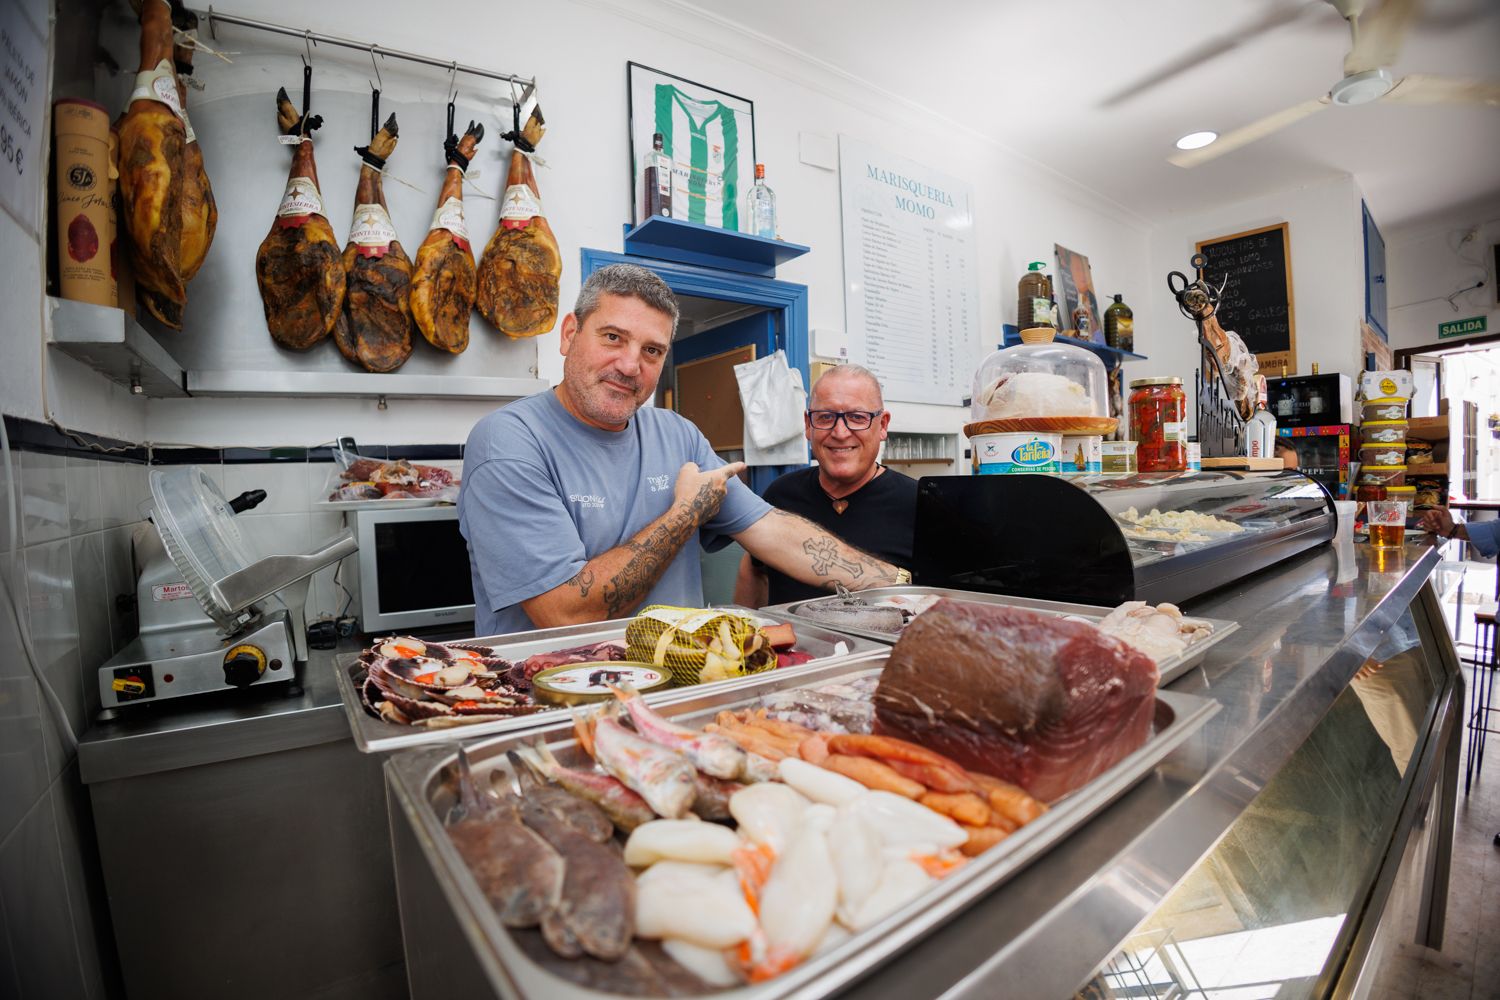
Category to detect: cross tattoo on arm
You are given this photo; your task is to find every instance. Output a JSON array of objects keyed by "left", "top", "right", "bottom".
[{"left": 802, "top": 536, "right": 864, "bottom": 579}]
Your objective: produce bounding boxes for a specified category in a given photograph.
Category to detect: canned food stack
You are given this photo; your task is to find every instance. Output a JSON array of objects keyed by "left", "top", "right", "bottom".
[
  {"left": 966, "top": 327, "right": 1115, "bottom": 476},
  {"left": 1355, "top": 371, "right": 1416, "bottom": 522}
]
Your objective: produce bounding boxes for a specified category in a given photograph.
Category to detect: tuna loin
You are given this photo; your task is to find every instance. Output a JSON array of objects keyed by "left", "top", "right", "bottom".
[
  {"left": 341, "top": 114, "right": 414, "bottom": 372},
  {"left": 872, "top": 599, "right": 1158, "bottom": 802},
  {"left": 255, "top": 89, "right": 345, "bottom": 349},
  {"left": 411, "top": 120, "right": 484, "bottom": 353},
  {"left": 476, "top": 102, "right": 560, "bottom": 338}
]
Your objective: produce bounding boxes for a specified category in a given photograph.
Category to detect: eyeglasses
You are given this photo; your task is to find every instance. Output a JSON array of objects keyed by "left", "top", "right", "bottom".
[{"left": 806, "top": 409, "right": 883, "bottom": 431}]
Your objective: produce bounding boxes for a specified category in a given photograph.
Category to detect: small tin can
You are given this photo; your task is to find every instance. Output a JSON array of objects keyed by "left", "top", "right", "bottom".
[
  {"left": 1058, "top": 435, "right": 1102, "bottom": 475},
  {"left": 1101, "top": 440, "right": 1138, "bottom": 473},
  {"left": 972, "top": 432, "right": 1062, "bottom": 474},
  {"left": 530, "top": 662, "right": 670, "bottom": 706}
]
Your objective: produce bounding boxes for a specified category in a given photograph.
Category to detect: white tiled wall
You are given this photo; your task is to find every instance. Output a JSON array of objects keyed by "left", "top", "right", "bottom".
[{"left": 1, "top": 441, "right": 138, "bottom": 1000}]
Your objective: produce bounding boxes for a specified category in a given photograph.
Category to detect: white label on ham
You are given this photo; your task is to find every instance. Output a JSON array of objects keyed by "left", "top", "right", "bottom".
[
  {"left": 276, "top": 176, "right": 324, "bottom": 219},
  {"left": 350, "top": 203, "right": 398, "bottom": 249},
  {"left": 429, "top": 196, "right": 469, "bottom": 241},
  {"left": 128, "top": 60, "right": 186, "bottom": 124},
  {"left": 500, "top": 183, "right": 543, "bottom": 222}
]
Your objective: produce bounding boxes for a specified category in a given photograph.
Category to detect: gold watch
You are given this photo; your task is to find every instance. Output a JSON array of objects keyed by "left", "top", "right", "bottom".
[{"left": 894, "top": 568, "right": 912, "bottom": 585}]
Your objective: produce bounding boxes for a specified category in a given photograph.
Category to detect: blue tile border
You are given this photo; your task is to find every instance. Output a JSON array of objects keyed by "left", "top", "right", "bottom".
[{"left": 2, "top": 415, "right": 462, "bottom": 467}]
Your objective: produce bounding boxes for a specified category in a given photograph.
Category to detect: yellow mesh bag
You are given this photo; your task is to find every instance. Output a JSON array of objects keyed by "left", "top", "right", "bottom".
[{"left": 625, "top": 606, "right": 778, "bottom": 687}]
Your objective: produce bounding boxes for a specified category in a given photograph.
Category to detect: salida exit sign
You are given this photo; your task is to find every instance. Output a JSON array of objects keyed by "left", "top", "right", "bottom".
[{"left": 1438, "top": 315, "right": 1487, "bottom": 338}]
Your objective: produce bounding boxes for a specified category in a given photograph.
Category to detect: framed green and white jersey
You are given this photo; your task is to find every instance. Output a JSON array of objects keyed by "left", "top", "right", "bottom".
[{"left": 628, "top": 62, "right": 757, "bottom": 231}]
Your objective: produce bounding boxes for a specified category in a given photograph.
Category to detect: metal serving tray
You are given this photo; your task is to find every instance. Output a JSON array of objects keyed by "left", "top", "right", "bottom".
[
  {"left": 763, "top": 585, "right": 1239, "bottom": 687},
  {"left": 332, "top": 610, "right": 884, "bottom": 753},
  {"left": 384, "top": 652, "right": 1219, "bottom": 1000}
]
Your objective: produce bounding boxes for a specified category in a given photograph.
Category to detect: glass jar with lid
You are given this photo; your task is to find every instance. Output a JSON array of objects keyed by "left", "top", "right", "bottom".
[
  {"left": 1130, "top": 377, "right": 1188, "bottom": 472},
  {"left": 967, "top": 327, "right": 1114, "bottom": 433}
]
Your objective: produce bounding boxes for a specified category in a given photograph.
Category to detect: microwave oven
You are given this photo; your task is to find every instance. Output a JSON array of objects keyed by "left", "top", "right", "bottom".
[
  {"left": 1265, "top": 373, "right": 1353, "bottom": 428},
  {"left": 350, "top": 506, "right": 475, "bottom": 634}
]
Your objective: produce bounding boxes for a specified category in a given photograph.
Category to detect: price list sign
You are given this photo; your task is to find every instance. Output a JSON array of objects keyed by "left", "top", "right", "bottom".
[
  {"left": 0, "top": 2, "right": 45, "bottom": 235},
  {"left": 839, "top": 137, "right": 979, "bottom": 406}
]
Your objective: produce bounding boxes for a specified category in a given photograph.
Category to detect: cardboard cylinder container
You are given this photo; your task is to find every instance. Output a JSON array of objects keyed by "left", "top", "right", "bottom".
[{"left": 53, "top": 98, "right": 116, "bottom": 307}]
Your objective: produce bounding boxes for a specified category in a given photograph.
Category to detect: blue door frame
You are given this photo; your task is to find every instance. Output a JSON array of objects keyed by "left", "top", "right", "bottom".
[{"left": 580, "top": 247, "right": 812, "bottom": 495}]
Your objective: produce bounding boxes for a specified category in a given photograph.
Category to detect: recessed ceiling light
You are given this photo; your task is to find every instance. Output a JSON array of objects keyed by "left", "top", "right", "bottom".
[{"left": 1175, "top": 130, "right": 1218, "bottom": 151}]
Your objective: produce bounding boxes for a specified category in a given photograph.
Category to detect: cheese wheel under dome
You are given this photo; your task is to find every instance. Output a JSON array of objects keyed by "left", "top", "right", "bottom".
[{"left": 966, "top": 327, "right": 1115, "bottom": 437}]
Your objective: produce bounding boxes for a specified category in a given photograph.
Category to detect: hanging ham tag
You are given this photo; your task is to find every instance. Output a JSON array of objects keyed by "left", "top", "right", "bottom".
[
  {"left": 429, "top": 196, "right": 470, "bottom": 251},
  {"left": 349, "top": 203, "right": 398, "bottom": 258},
  {"left": 275, "top": 176, "right": 324, "bottom": 228},
  {"left": 499, "top": 183, "right": 543, "bottom": 230},
  {"left": 129, "top": 59, "right": 187, "bottom": 125}
]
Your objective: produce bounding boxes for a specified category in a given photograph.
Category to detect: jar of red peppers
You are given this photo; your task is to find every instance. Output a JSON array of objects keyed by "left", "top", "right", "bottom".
[{"left": 1130, "top": 377, "right": 1187, "bottom": 472}]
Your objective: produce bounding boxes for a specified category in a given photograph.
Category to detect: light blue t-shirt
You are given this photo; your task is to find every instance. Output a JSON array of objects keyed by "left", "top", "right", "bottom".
[{"left": 458, "top": 390, "right": 771, "bottom": 636}]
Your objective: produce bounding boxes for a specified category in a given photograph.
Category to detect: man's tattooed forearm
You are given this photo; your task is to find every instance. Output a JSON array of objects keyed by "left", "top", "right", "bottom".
[
  {"left": 567, "top": 567, "right": 595, "bottom": 598},
  {"left": 600, "top": 485, "right": 716, "bottom": 617},
  {"left": 802, "top": 535, "right": 863, "bottom": 579}
]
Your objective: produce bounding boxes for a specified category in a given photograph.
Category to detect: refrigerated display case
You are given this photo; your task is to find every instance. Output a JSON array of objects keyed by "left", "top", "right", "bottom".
[{"left": 910, "top": 470, "right": 1334, "bottom": 606}]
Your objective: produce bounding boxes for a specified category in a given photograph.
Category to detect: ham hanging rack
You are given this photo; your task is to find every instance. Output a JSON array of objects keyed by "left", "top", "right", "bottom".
[{"left": 201, "top": 7, "right": 534, "bottom": 90}]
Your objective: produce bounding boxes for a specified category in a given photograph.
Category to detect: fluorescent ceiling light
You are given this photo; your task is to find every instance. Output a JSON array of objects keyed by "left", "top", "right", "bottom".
[{"left": 1176, "top": 130, "right": 1218, "bottom": 150}]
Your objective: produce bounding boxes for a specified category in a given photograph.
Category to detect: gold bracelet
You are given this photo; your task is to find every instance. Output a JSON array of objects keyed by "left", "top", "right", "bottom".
[{"left": 894, "top": 568, "right": 912, "bottom": 585}]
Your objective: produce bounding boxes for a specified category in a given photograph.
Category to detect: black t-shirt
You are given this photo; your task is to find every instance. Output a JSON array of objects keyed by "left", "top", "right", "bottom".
[{"left": 756, "top": 466, "right": 919, "bottom": 606}]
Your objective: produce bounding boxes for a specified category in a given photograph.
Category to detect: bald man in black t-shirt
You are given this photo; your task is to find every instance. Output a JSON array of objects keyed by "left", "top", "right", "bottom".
[{"left": 734, "top": 365, "right": 918, "bottom": 608}]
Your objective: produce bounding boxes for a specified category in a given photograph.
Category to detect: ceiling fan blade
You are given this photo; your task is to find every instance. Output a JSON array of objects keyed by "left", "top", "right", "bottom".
[
  {"left": 1345, "top": 0, "right": 1421, "bottom": 75},
  {"left": 1379, "top": 73, "right": 1500, "bottom": 106},
  {"left": 1169, "top": 97, "right": 1331, "bottom": 168},
  {"left": 1100, "top": 1, "right": 1324, "bottom": 109}
]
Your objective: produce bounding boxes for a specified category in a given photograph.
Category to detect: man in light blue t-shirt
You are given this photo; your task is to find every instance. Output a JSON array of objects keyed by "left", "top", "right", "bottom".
[{"left": 459, "top": 264, "right": 904, "bottom": 636}]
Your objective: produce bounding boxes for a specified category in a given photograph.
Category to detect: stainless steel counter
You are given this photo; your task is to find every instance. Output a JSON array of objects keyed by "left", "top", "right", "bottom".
[
  {"left": 839, "top": 537, "right": 1455, "bottom": 1000},
  {"left": 78, "top": 642, "right": 405, "bottom": 1000},
  {"left": 78, "top": 643, "right": 354, "bottom": 784}
]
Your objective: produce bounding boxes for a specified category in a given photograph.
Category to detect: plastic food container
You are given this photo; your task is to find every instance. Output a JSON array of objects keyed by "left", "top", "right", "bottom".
[
  {"left": 969, "top": 328, "right": 1112, "bottom": 431},
  {"left": 1386, "top": 485, "right": 1417, "bottom": 517},
  {"left": 1362, "top": 399, "right": 1407, "bottom": 423},
  {"left": 1362, "top": 420, "right": 1408, "bottom": 445},
  {"left": 973, "top": 432, "right": 1062, "bottom": 474},
  {"left": 1357, "top": 444, "right": 1406, "bottom": 468},
  {"left": 1357, "top": 465, "right": 1407, "bottom": 488}
]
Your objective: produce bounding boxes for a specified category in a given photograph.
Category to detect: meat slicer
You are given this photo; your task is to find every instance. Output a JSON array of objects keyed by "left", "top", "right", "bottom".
[{"left": 96, "top": 466, "right": 358, "bottom": 717}]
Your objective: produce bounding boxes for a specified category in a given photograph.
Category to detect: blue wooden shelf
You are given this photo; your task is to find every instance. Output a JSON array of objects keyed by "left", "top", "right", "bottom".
[
  {"left": 999, "top": 324, "right": 1146, "bottom": 367},
  {"left": 622, "top": 216, "right": 810, "bottom": 278}
]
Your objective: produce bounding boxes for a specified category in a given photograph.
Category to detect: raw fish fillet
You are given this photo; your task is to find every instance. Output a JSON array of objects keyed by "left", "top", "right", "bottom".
[{"left": 872, "top": 599, "right": 1157, "bottom": 802}]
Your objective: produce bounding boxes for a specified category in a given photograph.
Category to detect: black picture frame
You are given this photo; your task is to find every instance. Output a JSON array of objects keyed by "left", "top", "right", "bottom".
[
  {"left": 1363, "top": 200, "right": 1388, "bottom": 342},
  {"left": 626, "top": 62, "right": 757, "bottom": 230}
]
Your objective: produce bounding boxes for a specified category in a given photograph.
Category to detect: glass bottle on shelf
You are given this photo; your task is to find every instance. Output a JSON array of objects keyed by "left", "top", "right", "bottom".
[
  {"left": 1247, "top": 375, "right": 1277, "bottom": 458},
  {"left": 640, "top": 132, "right": 673, "bottom": 223},
  {"left": 1104, "top": 293, "right": 1133, "bottom": 352},
  {"left": 746, "top": 163, "right": 777, "bottom": 238}
]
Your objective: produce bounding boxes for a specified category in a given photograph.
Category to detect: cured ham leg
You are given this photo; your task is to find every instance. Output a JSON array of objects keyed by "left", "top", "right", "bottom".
[
  {"left": 116, "top": 0, "right": 186, "bottom": 321},
  {"left": 411, "top": 120, "right": 484, "bottom": 353},
  {"left": 476, "top": 104, "right": 560, "bottom": 339},
  {"left": 255, "top": 89, "right": 345, "bottom": 349},
  {"left": 341, "top": 114, "right": 414, "bottom": 372},
  {"left": 139, "top": 10, "right": 217, "bottom": 328}
]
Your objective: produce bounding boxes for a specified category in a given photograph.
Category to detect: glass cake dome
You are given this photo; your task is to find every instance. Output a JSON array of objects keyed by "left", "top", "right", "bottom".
[{"left": 969, "top": 327, "right": 1112, "bottom": 430}]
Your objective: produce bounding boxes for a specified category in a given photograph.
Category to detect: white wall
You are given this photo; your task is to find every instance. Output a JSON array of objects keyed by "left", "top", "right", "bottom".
[
  {"left": 61, "top": 0, "right": 1152, "bottom": 449},
  {"left": 1145, "top": 174, "right": 1367, "bottom": 433},
  {"left": 1386, "top": 202, "right": 1500, "bottom": 354}
]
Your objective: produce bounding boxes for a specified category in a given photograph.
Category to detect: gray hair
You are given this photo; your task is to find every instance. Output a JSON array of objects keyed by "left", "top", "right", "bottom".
[
  {"left": 574, "top": 263, "right": 680, "bottom": 335},
  {"left": 812, "top": 363, "right": 884, "bottom": 408}
]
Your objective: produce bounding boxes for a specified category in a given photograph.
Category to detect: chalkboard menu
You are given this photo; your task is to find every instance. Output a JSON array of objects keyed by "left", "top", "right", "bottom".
[{"left": 1195, "top": 222, "right": 1296, "bottom": 374}]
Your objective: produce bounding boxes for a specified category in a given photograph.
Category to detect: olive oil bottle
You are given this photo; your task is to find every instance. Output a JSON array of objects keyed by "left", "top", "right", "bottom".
[
  {"left": 1017, "top": 261, "right": 1053, "bottom": 329},
  {"left": 1104, "top": 293, "right": 1133, "bottom": 352}
]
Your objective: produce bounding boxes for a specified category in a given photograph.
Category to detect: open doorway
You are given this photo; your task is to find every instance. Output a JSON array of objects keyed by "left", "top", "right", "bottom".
[{"left": 1397, "top": 334, "right": 1500, "bottom": 501}]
